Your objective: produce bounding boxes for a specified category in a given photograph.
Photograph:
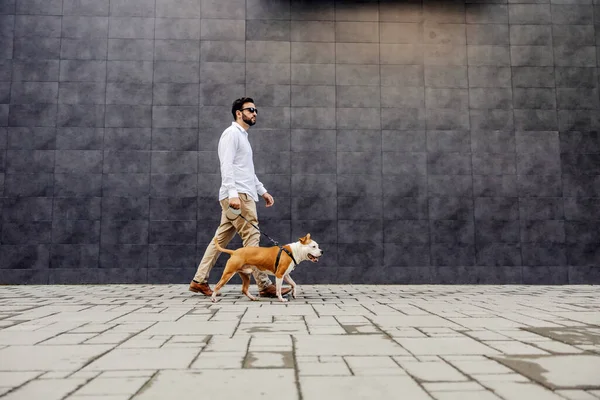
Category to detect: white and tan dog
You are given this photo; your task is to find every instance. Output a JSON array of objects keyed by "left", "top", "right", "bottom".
[{"left": 211, "top": 234, "right": 323, "bottom": 302}]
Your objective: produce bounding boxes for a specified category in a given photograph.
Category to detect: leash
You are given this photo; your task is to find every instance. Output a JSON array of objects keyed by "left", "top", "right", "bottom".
[{"left": 225, "top": 207, "right": 298, "bottom": 272}]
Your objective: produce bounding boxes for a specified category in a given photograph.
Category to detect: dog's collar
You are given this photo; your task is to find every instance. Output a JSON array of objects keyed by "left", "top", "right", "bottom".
[{"left": 274, "top": 245, "right": 298, "bottom": 273}]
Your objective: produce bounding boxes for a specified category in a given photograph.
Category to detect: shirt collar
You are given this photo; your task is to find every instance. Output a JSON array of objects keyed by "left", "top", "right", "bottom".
[{"left": 232, "top": 121, "right": 248, "bottom": 135}]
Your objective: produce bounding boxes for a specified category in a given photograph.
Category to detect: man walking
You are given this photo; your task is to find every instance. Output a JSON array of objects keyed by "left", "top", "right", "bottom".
[{"left": 190, "top": 97, "right": 291, "bottom": 298}]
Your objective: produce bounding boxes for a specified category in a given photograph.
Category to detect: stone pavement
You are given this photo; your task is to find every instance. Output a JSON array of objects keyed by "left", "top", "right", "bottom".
[{"left": 0, "top": 285, "right": 599, "bottom": 400}]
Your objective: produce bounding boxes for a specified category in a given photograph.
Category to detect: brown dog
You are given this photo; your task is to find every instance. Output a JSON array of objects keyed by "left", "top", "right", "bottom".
[{"left": 211, "top": 234, "right": 323, "bottom": 302}]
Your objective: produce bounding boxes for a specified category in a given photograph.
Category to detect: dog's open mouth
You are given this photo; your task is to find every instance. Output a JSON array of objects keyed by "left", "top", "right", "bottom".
[{"left": 308, "top": 254, "right": 320, "bottom": 262}]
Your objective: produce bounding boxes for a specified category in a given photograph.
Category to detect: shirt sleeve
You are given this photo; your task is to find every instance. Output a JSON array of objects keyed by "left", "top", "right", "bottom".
[
  {"left": 255, "top": 174, "right": 267, "bottom": 197},
  {"left": 218, "top": 129, "right": 239, "bottom": 199}
]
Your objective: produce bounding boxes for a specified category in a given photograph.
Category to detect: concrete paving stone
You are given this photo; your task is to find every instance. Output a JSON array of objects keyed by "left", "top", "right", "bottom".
[
  {"left": 533, "top": 340, "right": 585, "bottom": 354},
  {"left": 0, "top": 345, "right": 113, "bottom": 371},
  {"left": 72, "top": 377, "right": 149, "bottom": 396},
  {"left": 398, "top": 360, "right": 467, "bottom": 382},
  {"left": 40, "top": 333, "right": 99, "bottom": 345},
  {"left": 424, "top": 382, "right": 486, "bottom": 391},
  {"left": 553, "top": 313, "right": 600, "bottom": 326},
  {"left": 417, "top": 355, "right": 442, "bottom": 361},
  {"left": 312, "top": 305, "right": 371, "bottom": 316},
  {"left": 117, "top": 338, "right": 169, "bottom": 348},
  {"left": 100, "top": 371, "right": 156, "bottom": 378},
  {"left": 495, "top": 329, "right": 553, "bottom": 341},
  {"left": 168, "top": 335, "right": 208, "bottom": 343},
  {"left": 340, "top": 324, "right": 381, "bottom": 334},
  {"left": 0, "top": 371, "right": 42, "bottom": 387},
  {"left": 346, "top": 356, "right": 407, "bottom": 375},
  {"left": 250, "top": 335, "right": 292, "bottom": 347},
  {"left": 300, "top": 376, "right": 432, "bottom": 400},
  {"left": 0, "top": 326, "right": 84, "bottom": 345},
  {"left": 298, "top": 361, "right": 352, "bottom": 376},
  {"left": 141, "top": 320, "right": 237, "bottom": 336},
  {"left": 431, "top": 391, "right": 502, "bottom": 400},
  {"left": 297, "top": 355, "right": 319, "bottom": 363},
  {"left": 244, "top": 304, "right": 317, "bottom": 317},
  {"left": 448, "top": 360, "right": 515, "bottom": 374},
  {"left": 244, "top": 351, "right": 294, "bottom": 368},
  {"left": 85, "top": 332, "right": 134, "bottom": 345},
  {"left": 463, "top": 330, "right": 509, "bottom": 341},
  {"left": 85, "top": 348, "right": 199, "bottom": 371},
  {"left": 473, "top": 373, "right": 531, "bottom": 382},
  {"left": 307, "top": 326, "right": 347, "bottom": 334},
  {"left": 395, "top": 337, "right": 500, "bottom": 355},
  {"left": 38, "top": 311, "right": 131, "bottom": 324},
  {"left": 275, "top": 316, "right": 305, "bottom": 321},
  {"left": 485, "top": 340, "right": 550, "bottom": 355},
  {"left": 204, "top": 336, "right": 250, "bottom": 352},
  {"left": 40, "top": 371, "right": 73, "bottom": 379},
  {"left": 387, "top": 327, "right": 428, "bottom": 337},
  {"left": 483, "top": 381, "right": 566, "bottom": 400},
  {"left": 69, "top": 371, "right": 102, "bottom": 379},
  {"left": 132, "top": 369, "right": 297, "bottom": 400},
  {"left": 555, "top": 390, "right": 599, "bottom": 400},
  {"left": 1, "top": 378, "right": 87, "bottom": 400},
  {"left": 71, "top": 324, "right": 117, "bottom": 333},
  {"left": 296, "top": 335, "right": 410, "bottom": 356},
  {"left": 345, "top": 356, "right": 399, "bottom": 368},
  {"left": 449, "top": 317, "right": 527, "bottom": 329},
  {"left": 238, "top": 322, "right": 309, "bottom": 335},
  {"left": 4, "top": 306, "right": 89, "bottom": 321},
  {"left": 67, "top": 395, "right": 131, "bottom": 400},
  {"left": 304, "top": 316, "right": 340, "bottom": 326},
  {"left": 319, "top": 356, "right": 344, "bottom": 363},
  {"left": 0, "top": 321, "right": 18, "bottom": 328},
  {"left": 335, "top": 316, "right": 372, "bottom": 324},
  {"left": 524, "top": 327, "right": 600, "bottom": 346},
  {"left": 191, "top": 352, "right": 246, "bottom": 369},
  {"left": 109, "top": 322, "right": 156, "bottom": 333},
  {"left": 111, "top": 309, "right": 191, "bottom": 323},
  {"left": 493, "top": 354, "right": 600, "bottom": 390},
  {"left": 371, "top": 315, "right": 463, "bottom": 329}
]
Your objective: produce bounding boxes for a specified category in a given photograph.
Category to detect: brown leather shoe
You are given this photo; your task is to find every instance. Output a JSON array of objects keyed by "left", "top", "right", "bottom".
[
  {"left": 189, "top": 281, "right": 213, "bottom": 296},
  {"left": 259, "top": 284, "right": 292, "bottom": 298}
]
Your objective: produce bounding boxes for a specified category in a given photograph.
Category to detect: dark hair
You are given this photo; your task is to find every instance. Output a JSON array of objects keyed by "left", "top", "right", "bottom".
[{"left": 231, "top": 97, "right": 255, "bottom": 120}]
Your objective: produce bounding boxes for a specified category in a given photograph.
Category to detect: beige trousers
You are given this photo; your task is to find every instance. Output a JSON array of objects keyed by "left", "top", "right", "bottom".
[{"left": 193, "top": 193, "right": 272, "bottom": 290}]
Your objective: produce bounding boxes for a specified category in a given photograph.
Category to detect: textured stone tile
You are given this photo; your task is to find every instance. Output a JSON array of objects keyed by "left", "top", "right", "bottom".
[
  {"left": 0, "top": 345, "right": 113, "bottom": 371},
  {"left": 134, "top": 370, "right": 296, "bottom": 399},
  {"left": 395, "top": 337, "right": 500, "bottom": 356}
]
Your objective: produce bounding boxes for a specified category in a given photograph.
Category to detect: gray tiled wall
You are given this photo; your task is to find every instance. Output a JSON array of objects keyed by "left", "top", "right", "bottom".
[{"left": 0, "top": 0, "right": 599, "bottom": 285}]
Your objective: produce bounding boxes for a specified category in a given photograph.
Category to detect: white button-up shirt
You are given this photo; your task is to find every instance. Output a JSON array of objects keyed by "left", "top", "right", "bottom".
[{"left": 218, "top": 122, "right": 267, "bottom": 202}]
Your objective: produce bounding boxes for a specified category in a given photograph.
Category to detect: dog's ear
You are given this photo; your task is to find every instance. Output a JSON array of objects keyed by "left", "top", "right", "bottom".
[{"left": 299, "top": 233, "right": 310, "bottom": 245}]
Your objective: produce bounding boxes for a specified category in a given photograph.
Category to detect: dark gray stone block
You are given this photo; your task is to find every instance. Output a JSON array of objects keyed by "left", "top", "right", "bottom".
[
  {"left": 246, "top": 20, "right": 290, "bottom": 41},
  {"left": 56, "top": 128, "right": 103, "bottom": 150},
  {"left": 0, "top": 244, "right": 49, "bottom": 270},
  {"left": 54, "top": 174, "right": 101, "bottom": 197},
  {"left": 63, "top": 0, "right": 109, "bottom": 16},
  {"left": 7, "top": 127, "right": 56, "bottom": 150},
  {"left": 152, "top": 174, "right": 197, "bottom": 197},
  {"left": 110, "top": 0, "right": 155, "bottom": 17},
  {"left": 148, "top": 245, "right": 196, "bottom": 269}
]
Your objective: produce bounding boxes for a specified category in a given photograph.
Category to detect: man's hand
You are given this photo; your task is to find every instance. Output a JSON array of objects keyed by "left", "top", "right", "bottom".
[
  {"left": 228, "top": 197, "right": 241, "bottom": 210},
  {"left": 262, "top": 192, "right": 274, "bottom": 207}
]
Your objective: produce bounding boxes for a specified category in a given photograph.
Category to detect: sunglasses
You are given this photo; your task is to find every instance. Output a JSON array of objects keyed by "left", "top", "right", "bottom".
[{"left": 241, "top": 107, "right": 258, "bottom": 114}]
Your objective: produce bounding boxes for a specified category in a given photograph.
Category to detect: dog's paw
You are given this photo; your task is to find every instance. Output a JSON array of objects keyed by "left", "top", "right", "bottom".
[
  {"left": 210, "top": 297, "right": 218, "bottom": 303},
  {"left": 279, "top": 297, "right": 288, "bottom": 302}
]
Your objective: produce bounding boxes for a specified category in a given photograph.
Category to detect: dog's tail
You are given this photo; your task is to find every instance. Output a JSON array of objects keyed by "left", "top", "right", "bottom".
[{"left": 213, "top": 238, "right": 234, "bottom": 255}]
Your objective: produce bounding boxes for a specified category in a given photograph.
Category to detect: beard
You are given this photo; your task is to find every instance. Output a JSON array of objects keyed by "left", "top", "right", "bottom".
[{"left": 242, "top": 114, "right": 256, "bottom": 126}]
